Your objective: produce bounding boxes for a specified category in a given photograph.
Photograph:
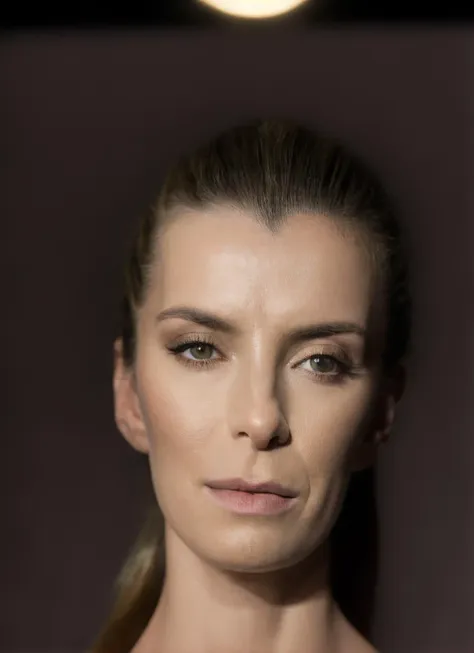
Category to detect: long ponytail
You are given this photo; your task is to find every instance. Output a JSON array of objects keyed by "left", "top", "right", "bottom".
[{"left": 91, "top": 505, "right": 165, "bottom": 653}]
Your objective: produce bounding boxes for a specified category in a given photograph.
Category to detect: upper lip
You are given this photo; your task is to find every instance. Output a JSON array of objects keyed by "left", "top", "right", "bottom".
[{"left": 205, "top": 478, "right": 299, "bottom": 498}]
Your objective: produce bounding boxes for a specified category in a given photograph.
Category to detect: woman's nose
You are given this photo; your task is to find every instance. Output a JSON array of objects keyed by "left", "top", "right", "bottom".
[{"left": 228, "top": 371, "right": 291, "bottom": 450}]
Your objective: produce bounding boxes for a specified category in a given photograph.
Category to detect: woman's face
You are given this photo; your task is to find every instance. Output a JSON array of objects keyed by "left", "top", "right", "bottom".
[{"left": 115, "top": 207, "right": 395, "bottom": 573}]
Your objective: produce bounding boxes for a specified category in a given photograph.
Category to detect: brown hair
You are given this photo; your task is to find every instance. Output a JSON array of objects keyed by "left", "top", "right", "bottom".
[{"left": 91, "top": 118, "right": 411, "bottom": 653}]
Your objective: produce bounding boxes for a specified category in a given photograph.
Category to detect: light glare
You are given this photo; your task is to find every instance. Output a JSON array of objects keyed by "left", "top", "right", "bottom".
[{"left": 199, "top": 0, "right": 309, "bottom": 19}]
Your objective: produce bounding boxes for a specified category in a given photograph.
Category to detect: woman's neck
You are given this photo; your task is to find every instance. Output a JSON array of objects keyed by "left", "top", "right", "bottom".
[{"left": 132, "top": 528, "right": 376, "bottom": 653}]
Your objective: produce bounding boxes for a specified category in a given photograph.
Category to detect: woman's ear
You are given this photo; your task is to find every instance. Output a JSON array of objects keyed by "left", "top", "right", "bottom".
[
  {"left": 113, "top": 338, "right": 150, "bottom": 454},
  {"left": 350, "top": 363, "right": 407, "bottom": 472}
]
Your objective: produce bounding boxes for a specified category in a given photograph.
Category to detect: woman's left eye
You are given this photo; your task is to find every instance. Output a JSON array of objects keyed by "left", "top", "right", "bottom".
[{"left": 298, "top": 354, "right": 344, "bottom": 376}]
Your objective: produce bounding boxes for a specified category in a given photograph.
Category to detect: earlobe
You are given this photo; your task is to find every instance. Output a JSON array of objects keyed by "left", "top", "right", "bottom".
[
  {"left": 349, "top": 422, "right": 391, "bottom": 473},
  {"left": 350, "top": 361, "right": 407, "bottom": 473},
  {"left": 115, "top": 411, "right": 150, "bottom": 454},
  {"left": 349, "top": 373, "right": 401, "bottom": 473},
  {"left": 373, "top": 428, "right": 390, "bottom": 445},
  {"left": 113, "top": 338, "right": 150, "bottom": 455},
  {"left": 371, "top": 362, "right": 407, "bottom": 444},
  {"left": 349, "top": 434, "right": 378, "bottom": 473}
]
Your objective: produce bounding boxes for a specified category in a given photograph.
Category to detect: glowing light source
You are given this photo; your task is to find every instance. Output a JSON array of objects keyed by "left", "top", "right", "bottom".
[{"left": 198, "top": 0, "right": 310, "bottom": 19}]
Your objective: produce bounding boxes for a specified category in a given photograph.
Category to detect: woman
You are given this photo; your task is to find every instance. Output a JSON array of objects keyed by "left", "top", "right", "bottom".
[{"left": 92, "top": 119, "right": 410, "bottom": 653}]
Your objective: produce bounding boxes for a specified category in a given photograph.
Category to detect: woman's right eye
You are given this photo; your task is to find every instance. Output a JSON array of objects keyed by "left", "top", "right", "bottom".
[
  {"left": 180, "top": 343, "right": 218, "bottom": 360},
  {"left": 167, "top": 340, "right": 222, "bottom": 367}
]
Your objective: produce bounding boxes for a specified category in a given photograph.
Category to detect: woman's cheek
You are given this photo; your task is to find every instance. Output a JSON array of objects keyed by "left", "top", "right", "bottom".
[
  {"left": 141, "top": 380, "right": 218, "bottom": 463},
  {"left": 294, "top": 386, "right": 375, "bottom": 469}
]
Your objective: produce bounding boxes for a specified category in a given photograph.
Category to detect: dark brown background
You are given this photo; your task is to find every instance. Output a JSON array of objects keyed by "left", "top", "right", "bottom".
[{"left": 2, "top": 30, "right": 473, "bottom": 653}]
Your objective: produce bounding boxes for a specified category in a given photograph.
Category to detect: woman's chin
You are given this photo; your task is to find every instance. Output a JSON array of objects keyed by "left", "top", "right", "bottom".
[{"left": 197, "top": 534, "right": 320, "bottom": 576}]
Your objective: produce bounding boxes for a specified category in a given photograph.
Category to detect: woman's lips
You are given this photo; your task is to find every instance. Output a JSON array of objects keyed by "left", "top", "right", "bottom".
[
  {"left": 205, "top": 477, "right": 298, "bottom": 498},
  {"left": 206, "top": 487, "right": 297, "bottom": 515}
]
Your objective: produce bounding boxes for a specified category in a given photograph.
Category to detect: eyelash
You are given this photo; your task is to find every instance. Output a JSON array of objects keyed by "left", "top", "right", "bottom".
[{"left": 166, "top": 335, "right": 358, "bottom": 385}]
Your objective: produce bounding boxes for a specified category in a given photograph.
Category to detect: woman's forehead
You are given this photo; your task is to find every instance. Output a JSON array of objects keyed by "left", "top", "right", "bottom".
[{"left": 149, "top": 208, "right": 380, "bottom": 328}]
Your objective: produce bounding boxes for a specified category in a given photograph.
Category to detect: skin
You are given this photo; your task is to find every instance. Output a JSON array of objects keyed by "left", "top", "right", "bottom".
[{"left": 113, "top": 206, "right": 404, "bottom": 653}]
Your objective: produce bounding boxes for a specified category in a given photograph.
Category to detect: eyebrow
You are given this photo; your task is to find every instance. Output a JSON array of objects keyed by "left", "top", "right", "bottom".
[{"left": 155, "top": 306, "right": 366, "bottom": 342}]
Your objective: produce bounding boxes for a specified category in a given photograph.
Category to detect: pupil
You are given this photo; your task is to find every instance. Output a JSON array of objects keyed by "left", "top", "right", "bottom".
[
  {"left": 193, "top": 344, "right": 210, "bottom": 359},
  {"left": 311, "top": 355, "right": 333, "bottom": 373}
]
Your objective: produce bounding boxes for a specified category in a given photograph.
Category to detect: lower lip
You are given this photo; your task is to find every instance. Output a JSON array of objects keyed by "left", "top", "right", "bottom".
[{"left": 206, "top": 487, "right": 296, "bottom": 515}]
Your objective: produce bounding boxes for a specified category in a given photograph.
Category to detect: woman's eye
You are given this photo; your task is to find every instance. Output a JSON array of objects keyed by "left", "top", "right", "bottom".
[
  {"left": 182, "top": 343, "right": 217, "bottom": 361},
  {"left": 299, "top": 354, "right": 342, "bottom": 375}
]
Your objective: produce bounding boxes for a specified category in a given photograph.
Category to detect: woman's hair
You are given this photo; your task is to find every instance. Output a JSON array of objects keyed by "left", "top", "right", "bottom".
[{"left": 91, "top": 119, "right": 412, "bottom": 653}]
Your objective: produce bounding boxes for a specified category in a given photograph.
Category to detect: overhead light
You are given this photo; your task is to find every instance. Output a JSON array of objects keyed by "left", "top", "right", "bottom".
[{"left": 198, "top": 0, "right": 310, "bottom": 19}]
